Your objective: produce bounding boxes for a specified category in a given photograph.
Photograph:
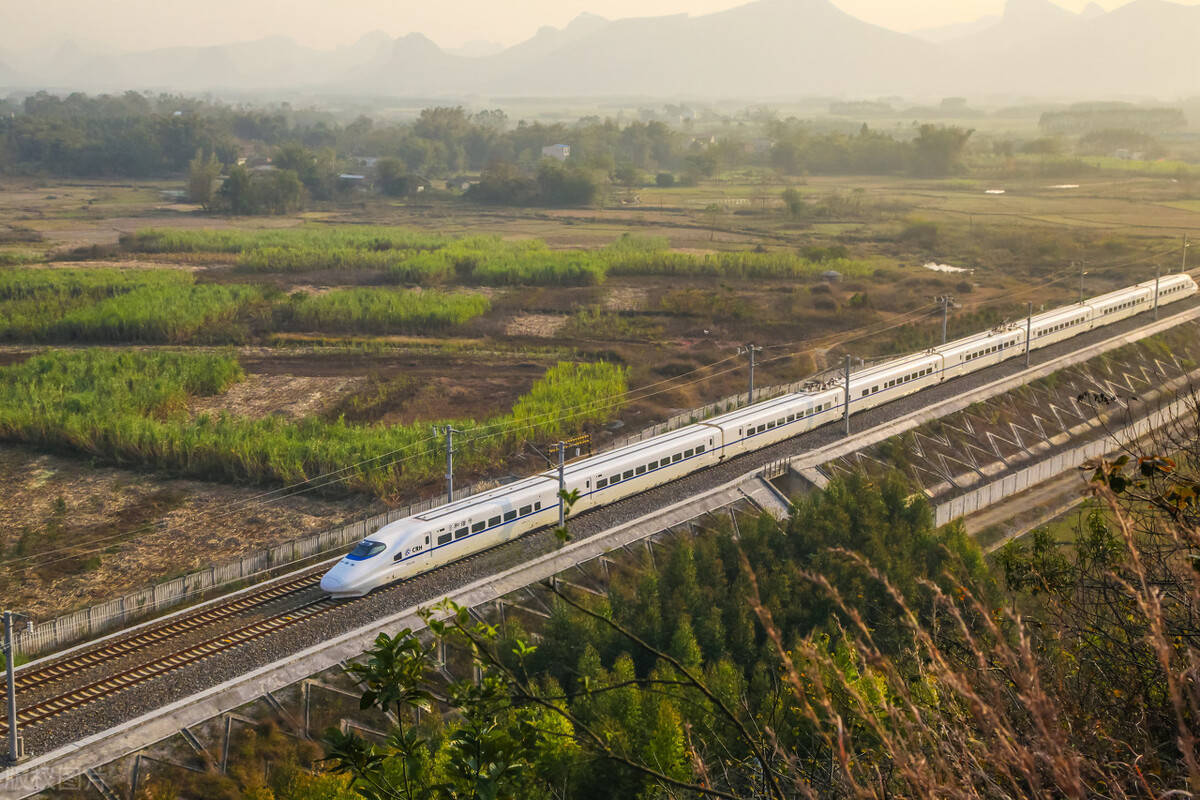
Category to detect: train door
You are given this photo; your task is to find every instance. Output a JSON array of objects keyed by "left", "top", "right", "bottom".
[
  {"left": 394, "top": 528, "right": 435, "bottom": 578},
  {"left": 432, "top": 526, "right": 449, "bottom": 554}
]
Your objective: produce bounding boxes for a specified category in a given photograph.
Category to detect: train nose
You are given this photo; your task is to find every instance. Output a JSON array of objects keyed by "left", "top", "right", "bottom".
[
  {"left": 319, "top": 570, "right": 343, "bottom": 595},
  {"left": 320, "top": 563, "right": 355, "bottom": 596},
  {"left": 321, "top": 561, "right": 370, "bottom": 598}
]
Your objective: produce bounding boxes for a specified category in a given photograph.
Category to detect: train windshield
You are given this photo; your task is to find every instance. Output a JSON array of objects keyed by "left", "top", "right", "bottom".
[{"left": 347, "top": 540, "right": 387, "bottom": 560}]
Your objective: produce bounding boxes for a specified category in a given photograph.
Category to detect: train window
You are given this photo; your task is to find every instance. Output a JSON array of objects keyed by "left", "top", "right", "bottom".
[
  {"left": 503, "top": 510, "right": 517, "bottom": 522},
  {"left": 766, "top": 421, "right": 776, "bottom": 430},
  {"left": 636, "top": 465, "right": 646, "bottom": 475},
  {"left": 437, "top": 531, "right": 451, "bottom": 546},
  {"left": 787, "top": 414, "right": 795, "bottom": 422},
  {"left": 611, "top": 474, "right": 621, "bottom": 484},
  {"left": 623, "top": 470, "right": 634, "bottom": 480},
  {"left": 697, "top": 444, "right": 705, "bottom": 454},
  {"left": 472, "top": 521, "right": 485, "bottom": 533},
  {"left": 489, "top": 515, "right": 501, "bottom": 527},
  {"left": 862, "top": 389, "right": 869, "bottom": 397},
  {"left": 597, "top": 477, "right": 608, "bottom": 488},
  {"left": 535, "top": 501, "right": 542, "bottom": 510},
  {"left": 348, "top": 540, "right": 387, "bottom": 560},
  {"left": 454, "top": 526, "right": 469, "bottom": 540},
  {"left": 684, "top": 448, "right": 694, "bottom": 458},
  {"left": 520, "top": 504, "right": 531, "bottom": 516},
  {"left": 672, "top": 453, "right": 682, "bottom": 463}
]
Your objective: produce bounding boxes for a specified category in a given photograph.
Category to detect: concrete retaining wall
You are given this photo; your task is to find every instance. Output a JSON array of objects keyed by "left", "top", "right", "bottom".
[{"left": 934, "top": 394, "right": 1196, "bottom": 527}]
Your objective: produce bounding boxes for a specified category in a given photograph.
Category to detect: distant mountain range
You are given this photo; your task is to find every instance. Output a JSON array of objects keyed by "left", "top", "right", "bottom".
[{"left": 3, "top": 0, "right": 1199, "bottom": 99}]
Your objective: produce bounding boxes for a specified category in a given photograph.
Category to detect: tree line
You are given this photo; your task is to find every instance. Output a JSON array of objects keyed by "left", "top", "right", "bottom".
[{"left": 3, "top": 92, "right": 975, "bottom": 212}]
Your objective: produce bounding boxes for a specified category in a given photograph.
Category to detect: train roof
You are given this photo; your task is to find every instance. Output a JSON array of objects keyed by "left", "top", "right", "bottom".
[
  {"left": 935, "top": 323, "right": 1024, "bottom": 356},
  {"left": 564, "top": 424, "right": 711, "bottom": 476},
  {"left": 850, "top": 351, "right": 939, "bottom": 381},
  {"left": 1029, "top": 302, "right": 1092, "bottom": 326},
  {"left": 1087, "top": 284, "right": 1152, "bottom": 309},
  {"left": 413, "top": 473, "right": 556, "bottom": 522}
]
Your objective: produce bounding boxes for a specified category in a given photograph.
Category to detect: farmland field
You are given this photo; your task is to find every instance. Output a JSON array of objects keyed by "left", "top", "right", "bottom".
[{"left": 1, "top": 165, "right": 1196, "bottom": 614}]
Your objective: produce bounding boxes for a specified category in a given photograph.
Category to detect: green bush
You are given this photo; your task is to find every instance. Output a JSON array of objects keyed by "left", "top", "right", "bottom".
[
  {"left": 50, "top": 284, "right": 265, "bottom": 343},
  {"left": 0, "top": 269, "right": 263, "bottom": 343},
  {"left": 0, "top": 250, "right": 44, "bottom": 266}
]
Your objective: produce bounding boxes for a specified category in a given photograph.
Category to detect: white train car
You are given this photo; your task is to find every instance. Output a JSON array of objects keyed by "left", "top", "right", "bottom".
[
  {"left": 1087, "top": 283, "right": 1154, "bottom": 327},
  {"left": 848, "top": 352, "right": 943, "bottom": 409},
  {"left": 326, "top": 474, "right": 559, "bottom": 596},
  {"left": 937, "top": 325, "right": 1025, "bottom": 379},
  {"left": 322, "top": 273, "right": 1198, "bottom": 597},
  {"left": 705, "top": 391, "right": 837, "bottom": 459},
  {"left": 573, "top": 425, "right": 721, "bottom": 511},
  {"left": 1026, "top": 303, "right": 1092, "bottom": 350},
  {"left": 1151, "top": 273, "right": 1196, "bottom": 305}
]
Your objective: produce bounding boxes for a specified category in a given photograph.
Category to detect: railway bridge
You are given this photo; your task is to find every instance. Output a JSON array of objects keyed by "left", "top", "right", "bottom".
[{"left": 4, "top": 297, "right": 1200, "bottom": 799}]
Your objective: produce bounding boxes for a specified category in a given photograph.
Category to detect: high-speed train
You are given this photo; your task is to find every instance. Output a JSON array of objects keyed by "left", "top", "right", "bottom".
[{"left": 320, "top": 273, "right": 1197, "bottom": 597}]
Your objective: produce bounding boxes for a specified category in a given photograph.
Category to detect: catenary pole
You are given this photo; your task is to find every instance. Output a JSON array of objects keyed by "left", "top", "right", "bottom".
[
  {"left": 938, "top": 296, "right": 955, "bottom": 345},
  {"left": 434, "top": 425, "right": 459, "bottom": 503},
  {"left": 557, "top": 442, "right": 567, "bottom": 528},
  {"left": 1155, "top": 263, "right": 1161, "bottom": 319},
  {"left": 1025, "top": 302, "right": 1033, "bottom": 367},
  {"left": 5, "top": 611, "right": 18, "bottom": 764},
  {"left": 740, "top": 344, "right": 763, "bottom": 404},
  {"left": 843, "top": 355, "right": 852, "bottom": 437}
]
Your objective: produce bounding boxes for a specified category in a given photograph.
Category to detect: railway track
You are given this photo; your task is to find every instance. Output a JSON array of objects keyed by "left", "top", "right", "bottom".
[
  {"left": 0, "top": 568, "right": 327, "bottom": 701},
  {"left": 0, "top": 595, "right": 348, "bottom": 735},
  {"left": 0, "top": 531, "right": 540, "bottom": 734}
]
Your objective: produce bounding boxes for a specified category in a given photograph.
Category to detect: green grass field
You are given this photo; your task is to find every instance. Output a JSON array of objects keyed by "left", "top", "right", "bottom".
[{"left": 0, "top": 350, "right": 627, "bottom": 496}]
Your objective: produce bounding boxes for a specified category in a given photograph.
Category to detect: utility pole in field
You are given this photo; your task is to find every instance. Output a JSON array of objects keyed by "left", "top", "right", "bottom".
[
  {"left": 842, "top": 354, "right": 852, "bottom": 437},
  {"left": 1182, "top": 235, "right": 1191, "bottom": 274},
  {"left": 739, "top": 344, "right": 763, "bottom": 404},
  {"left": 433, "top": 425, "right": 460, "bottom": 503},
  {"left": 1077, "top": 260, "right": 1088, "bottom": 304}
]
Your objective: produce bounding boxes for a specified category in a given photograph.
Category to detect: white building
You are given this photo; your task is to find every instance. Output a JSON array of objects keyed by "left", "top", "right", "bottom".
[{"left": 541, "top": 144, "right": 570, "bottom": 162}]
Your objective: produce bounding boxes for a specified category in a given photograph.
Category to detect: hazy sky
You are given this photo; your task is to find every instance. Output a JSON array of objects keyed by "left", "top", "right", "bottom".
[{"left": 0, "top": 0, "right": 1168, "bottom": 54}]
